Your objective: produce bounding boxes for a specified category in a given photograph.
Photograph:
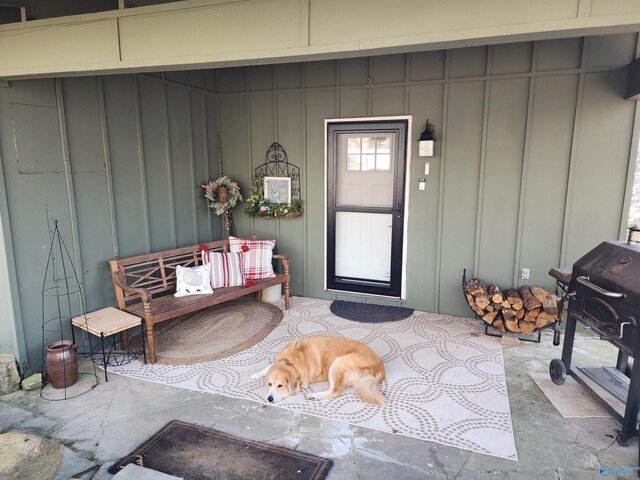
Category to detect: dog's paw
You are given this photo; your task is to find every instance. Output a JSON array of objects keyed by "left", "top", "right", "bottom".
[{"left": 309, "top": 391, "right": 331, "bottom": 401}]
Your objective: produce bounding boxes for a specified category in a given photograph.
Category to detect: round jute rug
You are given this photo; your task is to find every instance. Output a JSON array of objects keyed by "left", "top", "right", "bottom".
[{"left": 151, "top": 300, "right": 283, "bottom": 365}]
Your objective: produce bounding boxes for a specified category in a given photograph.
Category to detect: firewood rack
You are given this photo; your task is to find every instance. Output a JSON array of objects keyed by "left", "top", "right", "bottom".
[{"left": 461, "top": 269, "right": 560, "bottom": 344}]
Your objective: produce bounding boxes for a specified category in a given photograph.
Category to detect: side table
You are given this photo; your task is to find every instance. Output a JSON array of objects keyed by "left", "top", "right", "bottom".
[{"left": 72, "top": 307, "right": 146, "bottom": 382}]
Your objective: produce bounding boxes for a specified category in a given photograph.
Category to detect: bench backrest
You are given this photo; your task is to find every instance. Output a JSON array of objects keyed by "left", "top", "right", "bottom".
[{"left": 108, "top": 235, "right": 256, "bottom": 308}]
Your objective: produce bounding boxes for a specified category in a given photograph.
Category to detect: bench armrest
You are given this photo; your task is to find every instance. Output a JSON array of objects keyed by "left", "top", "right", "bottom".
[
  {"left": 113, "top": 271, "right": 152, "bottom": 303},
  {"left": 273, "top": 254, "right": 289, "bottom": 276}
]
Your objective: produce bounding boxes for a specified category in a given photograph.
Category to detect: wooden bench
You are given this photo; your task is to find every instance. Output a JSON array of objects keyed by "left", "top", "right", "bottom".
[{"left": 108, "top": 235, "right": 290, "bottom": 363}]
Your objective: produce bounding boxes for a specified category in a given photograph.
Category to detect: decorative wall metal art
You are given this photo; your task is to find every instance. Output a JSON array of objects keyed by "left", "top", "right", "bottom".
[{"left": 244, "top": 142, "right": 303, "bottom": 219}]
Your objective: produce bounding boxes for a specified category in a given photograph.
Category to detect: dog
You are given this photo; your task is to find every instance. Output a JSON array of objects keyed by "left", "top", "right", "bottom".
[{"left": 251, "top": 336, "right": 385, "bottom": 405}]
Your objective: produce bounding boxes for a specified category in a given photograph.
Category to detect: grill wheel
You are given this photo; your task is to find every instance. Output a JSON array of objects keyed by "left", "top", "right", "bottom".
[{"left": 549, "top": 358, "right": 567, "bottom": 385}]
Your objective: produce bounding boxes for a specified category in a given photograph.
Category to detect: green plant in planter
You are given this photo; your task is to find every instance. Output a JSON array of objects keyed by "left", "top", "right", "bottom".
[
  {"left": 243, "top": 176, "right": 266, "bottom": 216},
  {"left": 243, "top": 175, "right": 303, "bottom": 218}
]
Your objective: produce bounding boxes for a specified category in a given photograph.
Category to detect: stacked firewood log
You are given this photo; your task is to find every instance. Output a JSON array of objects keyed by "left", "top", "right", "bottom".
[{"left": 464, "top": 277, "right": 562, "bottom": 333}]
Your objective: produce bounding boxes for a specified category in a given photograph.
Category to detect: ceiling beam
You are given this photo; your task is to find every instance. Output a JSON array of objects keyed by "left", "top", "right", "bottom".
[{"left": 2, "top": 0, "right": 640, "bottom": 80}]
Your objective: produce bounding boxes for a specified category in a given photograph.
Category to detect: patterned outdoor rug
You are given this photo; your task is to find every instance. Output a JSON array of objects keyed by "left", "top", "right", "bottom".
[{"left": 109, "top": 297, "right": 517, "bottom": 460}]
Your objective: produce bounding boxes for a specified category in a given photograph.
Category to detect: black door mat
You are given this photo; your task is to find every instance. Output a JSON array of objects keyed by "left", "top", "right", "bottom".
[
  {"left": 330, "top": 300, "right": 413, "bottom": 323},
  {"left": 108, "top": 420, "right": 332, "bottom": 480}
]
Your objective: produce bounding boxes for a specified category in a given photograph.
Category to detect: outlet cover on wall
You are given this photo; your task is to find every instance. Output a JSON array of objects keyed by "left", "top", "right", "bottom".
[{"left": 521, "top": 268, "right": 530, "bottom": 280}]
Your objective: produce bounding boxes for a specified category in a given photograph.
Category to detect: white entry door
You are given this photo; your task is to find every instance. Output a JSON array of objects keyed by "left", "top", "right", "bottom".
[{"left": 326, "top": 119, "right": 408, "bottom": 297}]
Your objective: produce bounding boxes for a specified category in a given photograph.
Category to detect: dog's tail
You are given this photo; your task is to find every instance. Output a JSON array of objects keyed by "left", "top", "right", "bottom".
[{"left": 354, "top": 375, "right": 385, "bottom": 406}]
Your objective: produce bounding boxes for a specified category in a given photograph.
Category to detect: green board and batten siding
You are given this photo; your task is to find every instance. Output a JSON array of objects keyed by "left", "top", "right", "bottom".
[
  {"left": 0, "top": 72, "right": 223, "bottom": 365},
  {"left": 0, "top": 34, "right": 637, "bottom": 369}
]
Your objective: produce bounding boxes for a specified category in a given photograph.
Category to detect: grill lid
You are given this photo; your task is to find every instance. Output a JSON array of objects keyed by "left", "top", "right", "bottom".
[{"left": 570, "top": 240, "right": 640, "bottom": 307}]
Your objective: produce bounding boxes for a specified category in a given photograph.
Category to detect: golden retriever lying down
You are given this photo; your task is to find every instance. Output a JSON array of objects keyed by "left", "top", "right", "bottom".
[{"left": 251, "top": 336, "right": 385, "bottom": 405}]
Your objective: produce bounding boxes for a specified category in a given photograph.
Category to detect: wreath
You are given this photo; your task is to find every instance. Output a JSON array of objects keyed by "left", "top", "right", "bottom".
[
  {"left": 201, "top": 176, "right": 243, "bottom": 216},
  {"left": 244, "top": 175, "right": 303, "bottom": 219}
]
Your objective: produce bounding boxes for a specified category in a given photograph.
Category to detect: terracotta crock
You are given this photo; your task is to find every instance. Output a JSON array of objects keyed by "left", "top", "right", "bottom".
[{"left": 46, "top": 340, "right": 78, "bottom": 389}]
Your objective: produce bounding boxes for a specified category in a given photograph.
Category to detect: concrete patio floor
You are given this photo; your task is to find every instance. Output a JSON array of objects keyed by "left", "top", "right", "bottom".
[{"left": 0, "top": 321, "right": 638, "bottom": 479}]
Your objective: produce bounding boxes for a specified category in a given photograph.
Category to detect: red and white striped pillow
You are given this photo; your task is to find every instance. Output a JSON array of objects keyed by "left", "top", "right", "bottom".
[
  {"left": 229, "top": 236, "right": 276, "bottom": 279},
  {"left": 201, "top": 250, "right": 246, "bottom": 287}
]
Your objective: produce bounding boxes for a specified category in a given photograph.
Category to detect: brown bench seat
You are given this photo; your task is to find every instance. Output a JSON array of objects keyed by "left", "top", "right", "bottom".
[{"left": 108, "top": 235, "right": 290, "bottom": 363}]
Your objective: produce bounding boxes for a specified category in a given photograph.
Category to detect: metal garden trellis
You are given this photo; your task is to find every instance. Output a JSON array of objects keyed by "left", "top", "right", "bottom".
[{"left": 40, "top": 219, "right": 98, "bottom": 400}]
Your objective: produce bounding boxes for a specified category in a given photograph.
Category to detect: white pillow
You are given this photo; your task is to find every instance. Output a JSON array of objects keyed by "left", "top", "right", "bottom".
[{"left": 174, "top": 264, "right": 213, "bottom": 297}]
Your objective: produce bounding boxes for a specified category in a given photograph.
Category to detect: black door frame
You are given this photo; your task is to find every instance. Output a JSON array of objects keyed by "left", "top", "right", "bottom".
[{"left": 326, "top": 118, "right": 409, "bottom": 298}]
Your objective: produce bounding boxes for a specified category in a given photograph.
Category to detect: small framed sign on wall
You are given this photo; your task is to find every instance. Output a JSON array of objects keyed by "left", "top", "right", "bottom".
[{"left": 264, "top": 176, "right": 291, "bottom": 205}]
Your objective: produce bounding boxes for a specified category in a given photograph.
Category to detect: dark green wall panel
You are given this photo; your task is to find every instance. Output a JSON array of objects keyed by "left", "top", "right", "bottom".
[
  {"left": 305, "top": 60, "right": 336, "bottom": 88},
  {"left": 491, "top": 42, "right": 532, "bottom": 75},
  {"left": 585, "top": 33, "right": 637, "bottom": 68},
  {"left": 204, "top": 93, "right": 223, "bottom": 241},
  {"left": 409, "top": 51, "right": 445, "bottom": 81},
  {"left": 62, "top": 78, "right": 104, "bottom": 173},
  {"left": 566, "top": 70, "right": 636, "bottom": 263},
  {"left": 438, "top": 81, "right": 486, "bottom": 315},
  {"left": 0, "top": 73, "right": 222, "bottom": 371},
  {"left": 537, "top": 38, "right": 582, "bottom": 72},
  {"left": 450, "top": 46, "right": 487, "bottom": 78},
  {"left": 305, "top": 90, "right": 336, "bottom": 299},
  {"left": 11, "top": 103, "right": 63, "bottom": 174},
  {"left": 372, "top": 86, "right": 406, "bottom": 116},
  {"left": 167, "top": 83, "right": 198, "bottom": 246},
  {"left": 405, "top": 83, "right": 444, "bottom": 311},
  {"left": 520, "top": 75, "right": 578, "bottom": 287},
  {"left": 165, "top": 71, "right": 187, "bottom": 85},
  {"left": 189, "top": 70, "right": 204, "bottom": 89},
  {"left": 217, "top": 68, "right": 246, "bottom": 93},
  {"left": 62, "top": 77, "right": 115, "bottom": 310},
  {"left": 276, "top": 63, "right": 303, "bottom": 90},
  {"left": 248, "top": 65, "right": 274, "bottom": 92},
  {"left": 219, "top": 94, "right": 252, "bottom": 237},
  {"left": 0, "top": 79, "right": 71, "bottom": 367},
  {"left": 138, "top": 76, "right": 175, "bottom": 251},
  {"left": 190, "top": 89, "right": 212, "bottom": 242},
  {"left": 340, "top": 88, "right": 368, "bottom": 118},
  {"left": 340, "top": 58, "right": 369, "bottom": 86},
  {"left": 372, "top": 54, "right": 406, "bottom": 84},
  {"left": 249, "top": 93, "right": 278, "bottom": 242},
  {"left": 274, "top": 91, "right": 305, "bottom": 293},
  {"left": 103, "top": 75, "right": 149, "bottom": 257},
  {"left": 478, "top": 78, "right": 529, "bottom": 287}
]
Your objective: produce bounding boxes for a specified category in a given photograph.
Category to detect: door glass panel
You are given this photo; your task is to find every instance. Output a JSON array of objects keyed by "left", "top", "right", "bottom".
[
  {"left": 335, "top": 212, "right": 392, "bottom": 282},
  {"left": 362, "top": 154, "right": 375, "bottom": 171},
  {"left": 335, "top": 132, "right": 396, "bottom": 208},
  {"left": 347, "top": 154, "right": 360, "bottom": 171},
  {"left": 377, "top": 154, "right": 390, "bottom": 170},
  {"left": 362, "top": 137, "right": 376, "bottom": 154},
  {"left": 347, "top": 137, "right": 361, "bottom": 153}
]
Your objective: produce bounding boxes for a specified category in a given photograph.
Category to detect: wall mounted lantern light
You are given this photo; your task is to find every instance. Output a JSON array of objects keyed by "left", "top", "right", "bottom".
[{"left": 418, "top": 119, "right": 435, "bottom": 157}]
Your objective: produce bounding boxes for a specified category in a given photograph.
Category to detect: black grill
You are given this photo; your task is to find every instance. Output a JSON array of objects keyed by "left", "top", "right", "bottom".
[
  {"left": 570, "top": 241, "right": 640, "bottom": 354},
  {"left": 550, "top": 228, "right": 640, "bottom": 446}
]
